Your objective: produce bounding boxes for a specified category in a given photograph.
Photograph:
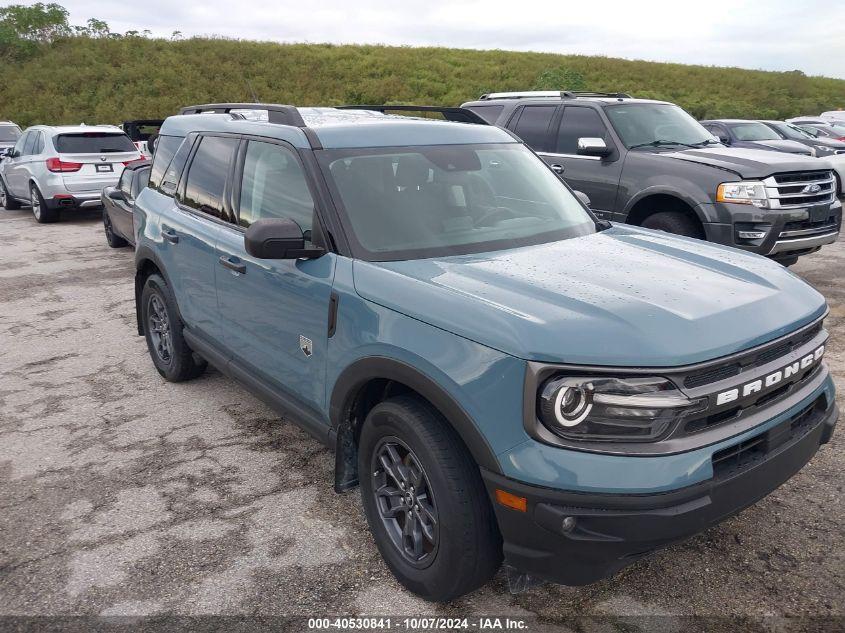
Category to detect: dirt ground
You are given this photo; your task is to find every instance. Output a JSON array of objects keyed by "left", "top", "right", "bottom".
[{"left": 0, "top": 206, "right": 842, "bottom": 632}]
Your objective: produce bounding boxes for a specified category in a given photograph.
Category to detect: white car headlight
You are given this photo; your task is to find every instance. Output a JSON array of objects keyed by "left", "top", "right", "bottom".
[{"left": 716, "top": 181, "right": 768, "bottom": 207}]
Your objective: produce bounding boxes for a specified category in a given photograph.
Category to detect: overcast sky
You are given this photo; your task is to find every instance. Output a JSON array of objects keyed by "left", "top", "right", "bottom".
[{"left": 55, "top": 0, "right": 845, "bottom": 79}]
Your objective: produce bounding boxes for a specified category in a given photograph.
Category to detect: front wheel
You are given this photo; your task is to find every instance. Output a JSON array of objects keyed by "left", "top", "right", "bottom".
[
  {"left": 1, "top": 179, "right": 22, "bottom": 210},
  {"left": 141, "top": 273, "right": 207, "bottom": 382},
  {"left": 358, "top": 395, "right": 502, "bottom": 602},
  {"left": 31, "top": 183, "right": 59, "bottom": 223},
  {"left": 641, "top": 211, "right": 704, "bottom": 239}
]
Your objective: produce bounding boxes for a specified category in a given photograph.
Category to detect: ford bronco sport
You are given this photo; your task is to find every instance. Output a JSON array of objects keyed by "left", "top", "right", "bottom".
[
  {"left": 462, "top": 92, "right": 842, "bottom": 266},
  {"left": 133, "top": 102, "right": 838, "bottom": 602}
]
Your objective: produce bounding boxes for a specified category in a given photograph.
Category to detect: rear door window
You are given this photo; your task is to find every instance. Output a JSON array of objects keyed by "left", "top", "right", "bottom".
[
  {"left": 55, "top": 132, "right": 136, "bottom": 154},
  {"left": 180, "top": 135, "right": 239, "bottom": 221},
  {"left": 118, "top": 169, "right": 133, "bottom": 196},
  {"left": 22, "top": 132, "right": 37, "bottom": 156},
  {"left": 555, "top": 107, "right": 609, "bottom": 154},
  {"left": 509, "top": 105, "right": 557, "bottom": 151},
  {"left": 133, "top": 168, "right": 150, "bottom": 198}
]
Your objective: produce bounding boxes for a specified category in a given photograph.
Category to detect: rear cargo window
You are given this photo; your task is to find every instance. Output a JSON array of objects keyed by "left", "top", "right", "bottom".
[
  {"left": 0, "top": 125, "right": 21, "bottom": 142},
  {"left": 55, "top": 132, "right": 135, "bottom": 154}
]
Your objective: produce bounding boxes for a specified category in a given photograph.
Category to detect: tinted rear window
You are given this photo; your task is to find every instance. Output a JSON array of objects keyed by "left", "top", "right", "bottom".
[
  {"left": 0, "top": 125, "right": 21, "bottom": 142},
  {"left": 55, "top": 132, "right": 136, "bottom": 154}
]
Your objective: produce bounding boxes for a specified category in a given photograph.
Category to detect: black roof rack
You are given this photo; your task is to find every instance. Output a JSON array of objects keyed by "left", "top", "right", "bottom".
[
  {"left": 478, "top": 90, "right": 632, "bottom": 101},
  {"left": 337, "top": 105, "right": 489, "bottom": 125},
  {"left": 178, "top": 103, "right": 307, "bottom": 127}
]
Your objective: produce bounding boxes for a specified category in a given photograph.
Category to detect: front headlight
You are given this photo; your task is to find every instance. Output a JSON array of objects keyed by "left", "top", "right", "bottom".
[
  {"left": 538, "top": 376, "right": 706, "bottom": 442},
  {"left": 716, "top": 181, "right": 768, "bottom": 207}
]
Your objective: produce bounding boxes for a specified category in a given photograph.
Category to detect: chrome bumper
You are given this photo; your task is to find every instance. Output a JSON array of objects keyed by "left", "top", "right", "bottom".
[{"left": 768, "top": 231, "right": 840, "bottom": 255}]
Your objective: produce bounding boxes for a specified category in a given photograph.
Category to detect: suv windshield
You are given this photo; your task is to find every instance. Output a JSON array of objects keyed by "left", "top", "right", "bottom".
[
  {"left": 55, "top": 132, "right": 136, "bottom": 153},
  {"left": 728, "top": 122, "right": 781, "bottom": 141},
  {"left": 605, "top": 103, "right": 714, "bottom": 148},
  {"left": 767, "top": 122, "right": 812, "bottom": 141},
  {"left": 319, "top": 143, "right": 595, "bottom": 261},
  {"left": 0, "top": 125, "right": 21, "bottom": 142}
]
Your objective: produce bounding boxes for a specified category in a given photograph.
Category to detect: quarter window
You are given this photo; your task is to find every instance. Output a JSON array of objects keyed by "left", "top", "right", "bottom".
[
  {"left": 181, "top": 135, "right": 239, "bottom": 221},
  {"left": 510, "top": 106, "right": 556, "bottom": 151},
  {"left": 238, "top": 141, "right": 315, "bottom": 234},
  {"left": 148, "top": 135, "right": 182, "bottom": 190},
  {"left": 32, "top": 132, "right": 44, "bottom": 155},
  {"left": 556, "top": 107, "right": 609, "bottom": 154},
  {"left": 465, "top": 105, "right": 504, "bottom": 124}
]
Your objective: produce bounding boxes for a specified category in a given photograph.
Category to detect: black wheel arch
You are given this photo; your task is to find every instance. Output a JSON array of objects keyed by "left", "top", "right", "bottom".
[
  {"left": 134, "top": 245, "right": 178, "bottom": 336},
  {"left": 329, "top": 356, "right": 502, "bottom": 493},
  {"left": 623, "top": 188, "right": 707, "bottom": 227}
]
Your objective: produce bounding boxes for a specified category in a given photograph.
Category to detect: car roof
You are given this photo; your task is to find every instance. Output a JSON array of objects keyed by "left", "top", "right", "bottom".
[
  {"left": 701, "top": 119, "right": 764, "bottom": 124},
  {"left": 28, "top": 124, "right": 127, "bottom": 135},
  {"left": 124, "top": 158, "right": 151, "bottom": 171},
  {"left": 158, "top": 106, "right": 515, "bottom": 150}
]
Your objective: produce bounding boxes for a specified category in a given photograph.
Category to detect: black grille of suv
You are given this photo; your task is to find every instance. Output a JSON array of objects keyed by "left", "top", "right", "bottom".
[
  {"left": 682, "top": 322, "right": 822, "bottom": 389},
  {"left": 766, "top": 170, "right": 835, "bottom": 208},
  {"left": 710, "top": 395, "right": 826, "bottom": 480}
]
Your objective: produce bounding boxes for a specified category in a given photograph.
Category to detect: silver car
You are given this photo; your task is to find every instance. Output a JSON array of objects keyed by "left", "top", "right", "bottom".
[
  {"left": 0, "top": 124, "right": 140, "bottom": 223},
  {"left": 0, "top": 121, "right": 22, "bottom": 159}
]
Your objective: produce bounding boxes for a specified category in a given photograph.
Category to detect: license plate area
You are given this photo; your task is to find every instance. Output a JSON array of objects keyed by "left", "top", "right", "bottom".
[
  {"left": 809, "top": 205, "right": 830, "bottom": 222},
  {"left": 96, "top": 164, "right": 113, "bottom": 173}
]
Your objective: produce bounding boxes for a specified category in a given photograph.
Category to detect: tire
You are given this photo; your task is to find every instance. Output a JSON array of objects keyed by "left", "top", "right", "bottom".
[
  {"left": 30, "top": 183, "right": 59, "bottom": 223},
  {"left": 358, "top": 395, "right": 502, "bottom": 602},
  {"left": 1, "top": 179, "right": 21, "bottom": 210},
  {"left": 140, "top": 273, "right": 207, "bottom": 382},
  {"left": 641, "top": 211, "right": 704, "bottom": 239},
  {"left": 103, "top": 210, "right": 128, "bottom": 248}
]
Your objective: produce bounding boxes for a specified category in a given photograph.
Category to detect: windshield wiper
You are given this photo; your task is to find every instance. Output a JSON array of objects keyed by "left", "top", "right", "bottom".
[
  {"left": 628, "top": 139, "right": 702, "bottom": 150},
  {"left": 691, "top": 138, "right": 720, "bottom": 147}
]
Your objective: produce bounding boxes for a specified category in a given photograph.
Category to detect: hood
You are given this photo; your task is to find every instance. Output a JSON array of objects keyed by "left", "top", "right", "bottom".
[
  {"left": 656, "top": 146, "right": 828, "bottom": 179},
  {"left": 743, "top": 139, "right": 812, "bottom": 155},
  {"left": 352, "top": 226, "right": 826, "bottom": 367}
]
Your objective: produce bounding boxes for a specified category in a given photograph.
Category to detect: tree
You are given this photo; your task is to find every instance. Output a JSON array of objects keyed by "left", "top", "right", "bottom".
[{"left": 0, "top": 3, "right": 70, "bottom": 42}]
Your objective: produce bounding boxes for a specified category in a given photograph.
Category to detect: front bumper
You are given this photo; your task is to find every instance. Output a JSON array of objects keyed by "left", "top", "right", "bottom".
[
  {"left": 484, "top": 394, "right": 837, "bottom": 586},
  {"left": 701, "top": 198, "right": 841, "bottom": 261}
]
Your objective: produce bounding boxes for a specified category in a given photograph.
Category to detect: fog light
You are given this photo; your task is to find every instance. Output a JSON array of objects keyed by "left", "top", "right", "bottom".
[
  {"left": 737, "top": 230, "right": 767, "bottom": 239},
  {"left": 561, "top": 516, "right": 577, "bottom": 533}
]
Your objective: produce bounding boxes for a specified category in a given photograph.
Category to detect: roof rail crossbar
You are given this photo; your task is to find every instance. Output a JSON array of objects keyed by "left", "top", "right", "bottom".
[
  {"left": 178, "top": 103, "right": 307, "bottom": 127},
  {"left": 337, "top": 105, "right": 489, "bottom": 125},
  {"left": 569, "top": 92, "right": 633, "bottom": 99}
]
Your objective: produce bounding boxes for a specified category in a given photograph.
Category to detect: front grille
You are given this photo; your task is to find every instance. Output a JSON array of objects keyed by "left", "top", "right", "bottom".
[
  {"left": 711, "top": 395, "right": 825, "bottom": 480},
  {"left": 683, "top": 322, "right": 823, "bottom": 390},
  {"left": 683, "top": 364, "right": 820, "bottom": 435},
  {"left": 764, "top": 170, "right": 835, "bottom": 209}
]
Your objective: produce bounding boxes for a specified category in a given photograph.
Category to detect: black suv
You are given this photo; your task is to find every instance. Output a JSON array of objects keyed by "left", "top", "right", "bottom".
[{"left": 462, "top": 92, "right": 842, "bottom": 265}]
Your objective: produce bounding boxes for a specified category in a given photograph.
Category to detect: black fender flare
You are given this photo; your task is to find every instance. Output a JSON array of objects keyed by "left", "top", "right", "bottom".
[
  {"left": 622, "top": 186, "right": 707, "bottom": 224},
  {"left": 329, "top": 356, "right": 502, "bottom": 490},
  {"left": 133, "top": 244, "right": 177, "bottom": 335}
]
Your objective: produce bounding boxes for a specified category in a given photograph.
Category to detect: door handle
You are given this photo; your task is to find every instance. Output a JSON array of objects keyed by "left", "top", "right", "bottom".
[
  {"left": 550, "top": 163, "right": 565, "bottom": 174},
  {"left": 161, "top": 228, "right": 179, "bottom": 244},
  {"left": 218, "top": 256, "right": 246, "bottom": 274}
]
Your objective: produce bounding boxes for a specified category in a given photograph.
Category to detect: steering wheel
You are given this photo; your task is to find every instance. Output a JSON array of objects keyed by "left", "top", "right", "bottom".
[{"left": 474, "top": 206, "right": 519, "bottom": 227}]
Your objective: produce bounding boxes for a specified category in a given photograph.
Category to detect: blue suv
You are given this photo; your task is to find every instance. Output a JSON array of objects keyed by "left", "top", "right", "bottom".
[{"left": 133, "top": 102, "right": 838, "bottom": 602}]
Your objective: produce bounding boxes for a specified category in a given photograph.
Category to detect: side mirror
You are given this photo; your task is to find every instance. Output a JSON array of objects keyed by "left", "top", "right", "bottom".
[
  {"left": 718, "top": 135, "right": 730, "bottom": 145},
  {"left": 573, "top": 190, "right": 591, "bottom": 208},
  {"left": 107, "top": 188, "right": 126, "bottom": 201},
  {"left": 4, "top": 149, "right": 17, "bottom": 158},
  {"left": 244, "top": 218, "right": 324, "bottom": 259},
  {"left": 577, "top": 137, "right": 611, "bottom": 157}
]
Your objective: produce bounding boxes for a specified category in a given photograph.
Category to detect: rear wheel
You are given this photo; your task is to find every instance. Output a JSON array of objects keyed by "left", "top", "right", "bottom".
[
  {"left": 0, "top": 179, "right": 21, "bottom": 210},
  {"left": 30, "top": 183, "right": 59, "bottom": 223},
  {"left": 641, "top": 211, "right": 704, "bottom": 239},
  {"left": 103, "top": 210, "right": 128, "bottom": 248},
  {"left": 141, "top": 273, "right": 206, "bottom": 382},
  {"left": 358, "top": 395, "right": 502, "bottom": 602}
]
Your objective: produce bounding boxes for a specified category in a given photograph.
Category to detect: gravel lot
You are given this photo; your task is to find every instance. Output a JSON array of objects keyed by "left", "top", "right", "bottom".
[{"left": 0, "top": 206, "right": 842, "bottom": 630}]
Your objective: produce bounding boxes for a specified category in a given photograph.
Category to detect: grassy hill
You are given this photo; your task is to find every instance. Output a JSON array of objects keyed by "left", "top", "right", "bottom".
[{"left": 2, "top": 37, "right": 845, "bottom": 127}]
